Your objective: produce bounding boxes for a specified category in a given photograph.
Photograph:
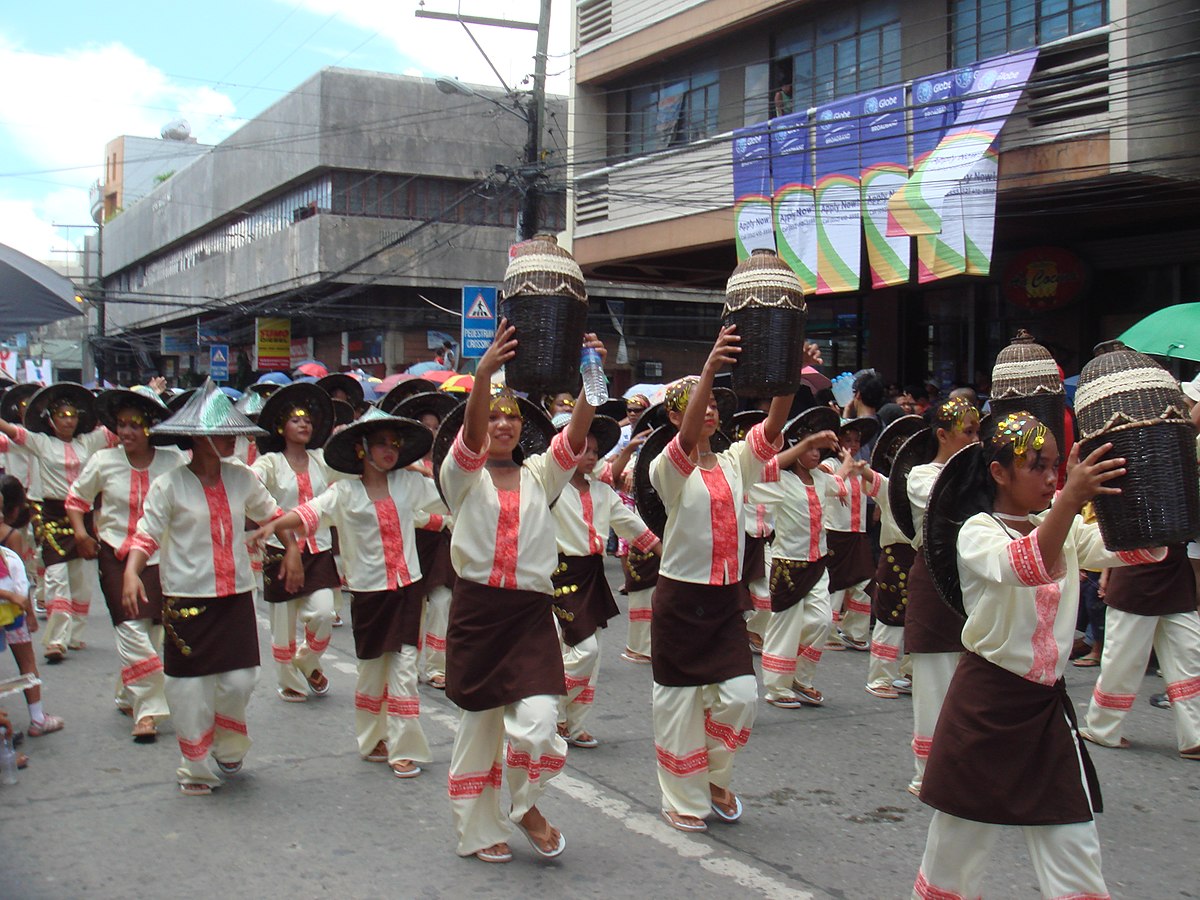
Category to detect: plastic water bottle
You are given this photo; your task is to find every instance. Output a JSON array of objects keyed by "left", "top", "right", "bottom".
[
  {"left": 580, "top": 346, "right": 609, "bottom": 406},
  {"left": 0, "top": 732, "right": 17, "bottom": 785}
]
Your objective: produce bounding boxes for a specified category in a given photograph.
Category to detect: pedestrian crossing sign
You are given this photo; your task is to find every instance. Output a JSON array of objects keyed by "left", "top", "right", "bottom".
[{"left": 461, "top": 286, "right": 497, "bottom": 359}]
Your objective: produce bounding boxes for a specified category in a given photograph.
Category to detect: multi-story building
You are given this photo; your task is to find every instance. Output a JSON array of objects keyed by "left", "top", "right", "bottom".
[
  {"left": 569, "top": 0, "right": 1200, "bottom": 389},
  {"left": 97, "top": 68, "right": 566, "bottom": 385},
  {"left": 90, "top": 129, "right": 212, "bottom": 225}
]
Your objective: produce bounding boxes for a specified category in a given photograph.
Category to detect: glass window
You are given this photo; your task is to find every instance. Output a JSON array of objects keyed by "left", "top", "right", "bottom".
[
  {"left": 625, "top": 69, "right": 720, "bottom": 155},
  {"left": 953, "top": 0, "right": 1107, "bottom": 66}
]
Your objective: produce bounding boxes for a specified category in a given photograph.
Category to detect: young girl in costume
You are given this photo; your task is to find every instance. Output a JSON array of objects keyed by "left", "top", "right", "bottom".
[
  {"left": 438, "top": 321, "right": 599, "bottom": 863},
  {"left": 913, "top": 412, "right": 1163, "bottom": 899},
  {"left": 904, "top": 396, "right": 979, "bottom": 794}
]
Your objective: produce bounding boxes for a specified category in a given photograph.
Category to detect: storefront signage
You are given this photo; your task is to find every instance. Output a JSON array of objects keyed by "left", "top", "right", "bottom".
[
  {"left": 1002, "top": 246, "right": 1088, "bottom": 311},
  {"left": 256, "top": 317, "right": 291, "bottom": 371}
]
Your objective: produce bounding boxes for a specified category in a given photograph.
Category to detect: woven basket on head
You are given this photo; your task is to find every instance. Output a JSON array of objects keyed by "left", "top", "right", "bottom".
[
  {"left": 721, "top": 249, "right": 808, "bottom": 397},
  {"left": 499, "top": 234, "right": 589, "bottom": 395},
  {"left": 1075, "top": 340, "right": 1200, "bottom": 550},
  {"left": 989, "top": 329, "right": 1065, "bottom": 450}
]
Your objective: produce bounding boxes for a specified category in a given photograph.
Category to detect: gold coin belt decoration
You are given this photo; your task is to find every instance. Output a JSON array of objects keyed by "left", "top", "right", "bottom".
[
  {"left": 163, "top": 596, "right": 207, "bottom": 656},
  {"left": 770, "top": 557, "right": 811, "bottom": 594}
]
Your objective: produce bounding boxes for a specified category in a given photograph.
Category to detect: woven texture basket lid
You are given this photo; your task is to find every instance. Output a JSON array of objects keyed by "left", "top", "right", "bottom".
[
  {"left": 502, "top": 234, "right": 587, "bottom": 302},
  {"left": 1075, "top": 340, "right": 1190, "bottom": 441},
  {"left": 990, "top": 330, "right": 1063, "bottom": 400},
  {"left": 722, "top": 248, "right": 807, "bottom": 316}
]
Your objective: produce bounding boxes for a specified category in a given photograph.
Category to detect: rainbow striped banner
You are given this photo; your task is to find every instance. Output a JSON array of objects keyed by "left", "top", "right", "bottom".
[
  {"left": 859, "top": 85, "right": 909, "bottom": 288},
  {"left": 770, "top": 112, "right": 817, "bottom": 293},
  {"left": 814, "top": 96, "right": 862, "bottom": 295},
  {"left": 888, "top": 50, "right": 1038, "bottom": 238},
  {"left": 731, "top": 124, "right": 775, "bottom": 260}
]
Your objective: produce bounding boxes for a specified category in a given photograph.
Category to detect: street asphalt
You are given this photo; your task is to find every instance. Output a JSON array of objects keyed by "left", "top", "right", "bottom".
[{"left": 0, "top": 558, "right": 1195, "bottom": 899}]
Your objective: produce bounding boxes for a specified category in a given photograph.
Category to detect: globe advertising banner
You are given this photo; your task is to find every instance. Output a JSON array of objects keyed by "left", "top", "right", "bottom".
[
  {"left": 858, "top": 84, "right": 910, "bottom": 289},
  {"left": 731, "top": 123, "right": 776, "bottom": 261},
  {"left": 813, "top": 95, "right": 862, "bottom": 294},
  {"left": 770, "top": 112, "right": 817, "bottom": 293}
]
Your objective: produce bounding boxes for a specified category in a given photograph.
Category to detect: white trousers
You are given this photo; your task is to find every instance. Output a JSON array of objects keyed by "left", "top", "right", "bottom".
[
  {"left": 837, "top": 579, "right": 873, "bottom": 643},
  {"left": 761, "top": 570, "right": 831, "bottom": 699},
  {"left": 914, "top": 811, "right": 1108, "bottom": 899},
  {"left": 1085, "top": 607, "right": 1200, "bottom": 752},
  {"left": 267, "top": 589, "right": 336, "bottom": 694},
  {"left": 43, "top": 557, "right": 98, "bottom": 650},
  {"left": 652, "top": 674, "right": 757, "bottom": 819},
  {"left": 165, "top": 667, "right": 260, "bottom": 787},
  {"left": 867, "top": 621, "right": 905, "bottom": 689},
  {"left": 113, "top": 620, "right": 169, "bottom": 722},
  {"left": 909, "top": 652, "right": 961, "bottom": 792},
  {"left": 448, "top": 694, "right": 566, "bottom": 857},
  {"left": 354, "top": 647, "right": 432, "bottom": 765},
  {"left": 560, "top": 632, "right": 600, "bottom": 737},
  {"left": 420, "top": 584, "right": 451, "bottom": 679},
  {"left": 626, "top": 586, "right": 653, "bottom": 656}
]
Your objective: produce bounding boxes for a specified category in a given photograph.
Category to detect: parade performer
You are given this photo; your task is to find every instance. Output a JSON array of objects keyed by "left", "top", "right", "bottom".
[
  {"left": 251, "top": 383, "right": 343, "bottom": 703},
  {"left": 820, "top": 417, "right": 881, "bottom": 651},
  {"left": 0, "top": 383, "right": 117, "bottom": 662},
  {"left": 551, "top": 415, "right": 659, "bottom": 749},
  {"left": 750, "top": 409, "right": 875, "bottom": 709},
  {"left": 913, "top": 412, "right": 1162, "bottom": 899},
  {"left": 123, "top": 381, "right": 300, "bottom": 796},
  {"left": 437, "top": 320, "right": 598, "bottom": 863},
  {"left": 730, "top": 410, "right": 771, "bottom": 655},
  {"left": 385, "top": 390, "right": 461, "bottom": 691},
  {"left": 262, "top": 406, "right": 440, "bottom": 779},
  {"left": 902, "top": 396, "right": 979, "bottom": 794},
  {"left": 65, "top": 388, "right": 184, "bottom": 741},
  {"left": 648, "top": 325, "right": 794, "bottom": 833},
  {"left": 864, "top": 415, "right": 924, "bottom": 699},
  {"left": 1081, "top": 544, "right": 1200, "bottom": 760}
]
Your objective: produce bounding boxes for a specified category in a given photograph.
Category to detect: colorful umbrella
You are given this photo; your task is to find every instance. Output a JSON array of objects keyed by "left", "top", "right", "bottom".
[
  {"left": 418, "top": 370, "right": 458, "bottom": 385},
  {"left": 439, "top": 374, "right": 474, "bottom": 393},
  {"left": 294, "top": 361, "right": 329, "bottom": 378},
  {"left": 1117, "top": 302, "right": 1200, "bottom": 362},
  {"left": 407, "top": 360, "right": 450, "bottom": 376},
  {"left": 376, "top": 372, "right": 419, "bottom": 393}
]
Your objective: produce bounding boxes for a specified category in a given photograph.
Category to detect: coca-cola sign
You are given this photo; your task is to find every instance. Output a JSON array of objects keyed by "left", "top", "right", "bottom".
[{"left": 1002, "top": 246, "right": 1089, "bottom": 311}]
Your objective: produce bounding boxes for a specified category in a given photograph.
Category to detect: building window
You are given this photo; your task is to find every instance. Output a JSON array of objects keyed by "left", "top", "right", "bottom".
[
  {"left": 771, "top": 0, "right": 901, "bottom": 115},
  {"left": 952, "top": 0, "right": 1106, "bottom": 66},
  {"left": 627, "top": 68, "right": 720, "bottom": 156}
]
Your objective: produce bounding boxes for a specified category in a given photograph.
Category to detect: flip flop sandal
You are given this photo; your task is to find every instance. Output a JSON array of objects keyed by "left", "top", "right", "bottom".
[
  {"left": 43, "top": 644, "right": 66, "bottom": 664},
  {"left": 474, "top": 844, "right": 513, "bottom": 864},
  {"left": 660, "top": 809, "right": 707, "bottom": 833},
  {"left": 765, "top": 696, "right": 804, "bottom": 709},
  {"left": 710, "top": 793, "right": 743, "bottom": 823},
  {"left": 428, "top": 674, "right": 446, "bottom": 690},
  {"left": 277, "top": 687, "right": 308, "bottom": 703},
  {"left": 180, "top": 782, "right": 213, "bottom": 797},
  {"left": 365, "top": 741, "right": 388, "bottom": 763},
  {"left": 1072, "top": 656, "right": 1101, "bottom": 668},
  {"left": 132, "top": 718, "right": 158, "bottom": 743},
  {"left": 1078, "top": 729, "right": 1131, "bottom": 749},
  {"left": 307, "top": 670, "right": 330, "bottom": 696},
  {"left": 215, "top": 758, "right": 243, "bottom": 775},
  {"left": 391, "top": 761, "right": 422, "bottom": 779},
  {"left": 566, "top": 733, "right": 599, "bottom": 749},
  {"left": 1180, "top": 746, "right": 1200, "bottom": 760},
  {"left": 16, "top": 753, "right": 28, "bottom": 770},
  {"left": 518, "top": 821, "right": 566, "bottom": 859}
]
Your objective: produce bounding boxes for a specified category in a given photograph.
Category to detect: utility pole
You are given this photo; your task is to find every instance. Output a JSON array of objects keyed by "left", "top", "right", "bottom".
[{"left": 416, "top": 2, "right": 553, "bottom": 240}]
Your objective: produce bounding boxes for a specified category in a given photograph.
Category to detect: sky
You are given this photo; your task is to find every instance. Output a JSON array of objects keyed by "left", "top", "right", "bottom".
[{"left": 0, "top": 0, "right": 571, "bottom": 265}]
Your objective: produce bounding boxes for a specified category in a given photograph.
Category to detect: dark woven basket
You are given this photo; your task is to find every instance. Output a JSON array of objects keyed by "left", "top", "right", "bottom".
[
  {"left": 634, "top": 425, "right": 731, "bottom": 538},
  {"left": 989, "top": 330, "right": 1066, "bottom": 450},
  {"left": 498, "top": 294, "right": 589, "bottom": 395},
  {"left": 1076, "top": 340, "right": 1200, "bottom": 550},
  {"left": 887, "top": 427, "right": 934, "bottom": 541},
  {"left": 721, "top": 248, "right": 807, "bottom": 397}
]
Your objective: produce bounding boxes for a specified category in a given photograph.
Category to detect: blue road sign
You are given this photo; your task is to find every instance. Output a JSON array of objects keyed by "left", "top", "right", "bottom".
[
  {"left": 209, "top": 344, "right": 230, "bottom": 381},
  {"left": 461, "top": 286, "right": 497, "bottom": 359}
]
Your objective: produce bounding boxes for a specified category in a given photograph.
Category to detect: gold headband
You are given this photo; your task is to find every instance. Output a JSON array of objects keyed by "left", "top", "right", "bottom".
[
  {"left": 51, "top": 402, "right": 77, "bottom": 419},
  {"left": 936, "top": 396, "right": 978, "bottom": 432},
  {"left": 626, "top": 394, "right": 650, "bottom": 410},
  {"left": 117, "top": 411, "right": 147, "bottom": 427},
  {"left": 991, "top": 412, "right": 1048, "bottom": 466},
  {"left": 664, "top": 377, "right": 699, "bottom": 414},
  {"left": 490, "top": 389, "right": 522, "bottom": 419}
]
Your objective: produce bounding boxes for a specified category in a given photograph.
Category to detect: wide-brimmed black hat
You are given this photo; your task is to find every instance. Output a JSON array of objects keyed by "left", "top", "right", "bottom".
[
  {"left": 633, "top": 402, "right": 667, "bottom": 436},
  {"left": 726, "top": 409, "right": 766, "bottom": 442},
  {"left": 151, "top": 379, "right": 266, "bottom": 441},
  {"left": 323, "top": 406, "right": 432, "bottom": 475},
  {"left": 234, "top": 390, "right": 267, "bottom": 420},
  {"left": 924, "top": 442, "right": 987, "bottom": 617},
  {"left": 384, "top": 391, "right": 461, "bottom": 425},
  {"left": 887, "top": 427, "right": 935, "bottom": 541},
  {"left": 838, "top": 416, "right": 880, "bottom": 447},
  {"left": 561, "top": 414, "right": 621, "bottom": 460},
  {"left": 870, "top": 414, "right": 926, "bottom": 477},
  {"left": 430, "top": 394, "right": 556, "bottom": 504},
  {"left": 95, "top": 388, "right": 175, "bottom": 445},
  {"left": 378, "top": 379, "right": 437, "bottom": 413},
  {"left": 317, "top": 373, "right": 364, "bottom": 407},
  {"left": 1, "top": 383, "right": 40, "bottom": 423},
  {"left": 331, "top": 398, "right": 355, "bottom": 427},
  {"left": 256, "top": 382, "right": 334, "bottom": 454},
  {"left": 784, "top": 406, "right": 841, "bottom": 457},
  {"left": 26, "top": 383, "right": 98, "bottom": 436},
  {"left": 633, "top": 423, "right": 731, "bottom": 538}
]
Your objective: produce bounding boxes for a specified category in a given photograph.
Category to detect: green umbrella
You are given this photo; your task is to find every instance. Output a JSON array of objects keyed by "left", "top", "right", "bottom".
[{"left": 1117, "top": 302, "right": 1200, "bottom": 362}]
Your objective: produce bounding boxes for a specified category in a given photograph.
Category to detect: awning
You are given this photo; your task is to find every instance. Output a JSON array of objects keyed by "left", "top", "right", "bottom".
[{"left": 0, "top": 242, "right": 86, "bottom": 336}]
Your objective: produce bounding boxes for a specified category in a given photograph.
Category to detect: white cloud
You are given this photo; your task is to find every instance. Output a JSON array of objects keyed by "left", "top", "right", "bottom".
[
  {"left": 0, "top": 196, "right": 82, "bottom": 264},
  {"left": 276, "top": 0, "right": 573, "bottom": 94}
]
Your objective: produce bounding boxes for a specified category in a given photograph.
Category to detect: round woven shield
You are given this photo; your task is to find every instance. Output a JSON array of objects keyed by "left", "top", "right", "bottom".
[
  {"left": 633, "top": 424, "right": 731, "bottom": 538},
  {"left": 870, "top": 414, "right": 925, "bottom": 477},
  {"left": 923, "top": 443, "right": 987, "bottom": 617},
  {"left": 727, "top": 409, "right": 766, "bottom": 441},
  {"left": 887, "top": 427, "right": 934, "bottom": 541}
]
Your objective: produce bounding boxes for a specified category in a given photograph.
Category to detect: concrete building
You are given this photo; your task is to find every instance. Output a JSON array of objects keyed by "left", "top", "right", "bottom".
[
  {"left": 90, "top": 130, "right": 212, "bottom": 224},
  {"left": 96, "top": 68, "right": 567, "bottom": 385},
  {"left": 569, "top": 0, "right": 1200, "bottom": 390}
]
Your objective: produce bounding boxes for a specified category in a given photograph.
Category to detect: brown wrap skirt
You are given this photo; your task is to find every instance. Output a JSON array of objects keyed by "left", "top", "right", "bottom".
[
  {"left": 872, "top": 542, "right": 915, "bottom": 625},
  {"left": 98, "top": 541, "right": 162, "bottom": 626},
  {"left": 262, "top": 548, "right": 342, "bottom": 604},
  {"left": 349, "top": 585, "right": 423, "bottom": 659},
  {"left": 826, "top": 530, "right": 875, "bottom": 592},
  {"left": 768, "top": 556, "right": 829, "bottom": 613},
  {"left": 552, "top": 554, "right": 620, "bottom": 647},
  {"left": 904, "top": 551, "right": 964, "bottom": 654},
  {"left": 162, "top": 592, "right": 258, "bottom": 678},
  {"left": 651, "top": 577, "right": 754, "bottom": 687}
]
